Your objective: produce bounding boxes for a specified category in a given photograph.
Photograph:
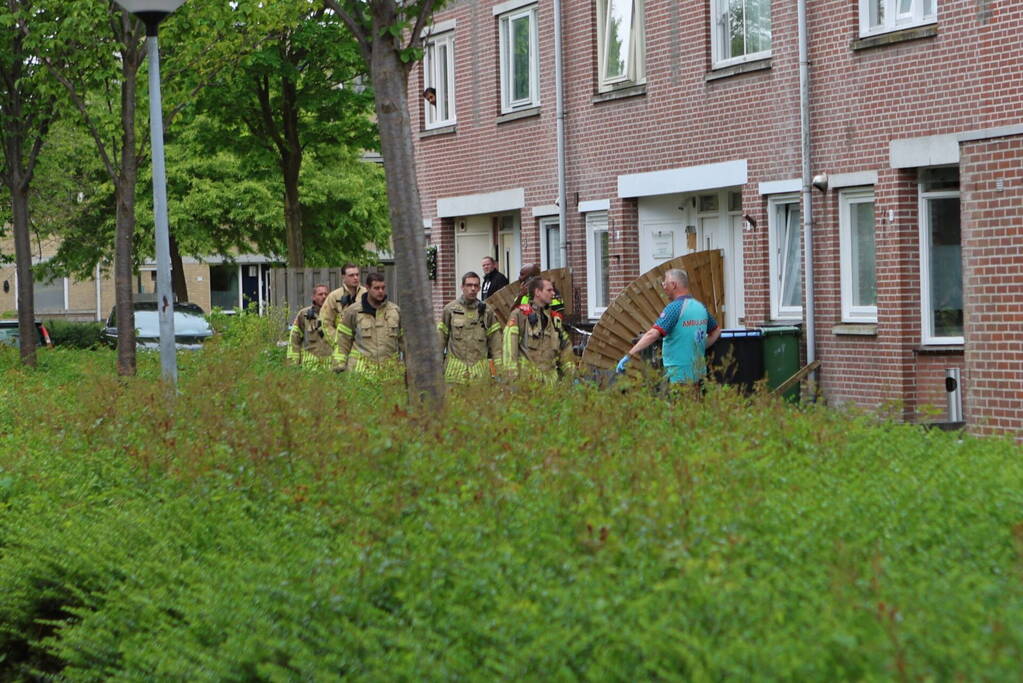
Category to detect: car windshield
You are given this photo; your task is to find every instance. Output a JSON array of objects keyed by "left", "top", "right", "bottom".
[
  {"left": 130, "top": 311, "right": 211, "bottom": 337},
  {"left": 107, "top": 302, "right": 206, "bottom": 327}
]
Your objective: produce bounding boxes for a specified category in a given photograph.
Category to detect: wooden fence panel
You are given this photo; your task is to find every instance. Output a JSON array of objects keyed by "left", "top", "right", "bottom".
[{"left": 269, "top": 265, "right": 399, "bottom": 320}]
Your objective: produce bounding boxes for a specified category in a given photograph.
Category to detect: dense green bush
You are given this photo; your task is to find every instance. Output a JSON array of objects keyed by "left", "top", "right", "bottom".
[
  {"left": 1, "top": 333, "right": 1022, "bottom": 679},
  {"left": 43, "top": 320, "right": 106, "bottom": 349}
]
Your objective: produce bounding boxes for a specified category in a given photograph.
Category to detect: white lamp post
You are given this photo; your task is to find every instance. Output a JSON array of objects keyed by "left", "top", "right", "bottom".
[{"left": 113, "top": 0, "right": 187, "bottom": 384}]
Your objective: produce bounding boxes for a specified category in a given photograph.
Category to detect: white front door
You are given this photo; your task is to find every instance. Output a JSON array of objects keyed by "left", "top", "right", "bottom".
[
  {"left": 639, "top": 189, "right": 745, "bottom": 329},
  {"left": 455, "top": 216, "right": 493, "bottom": 296}
]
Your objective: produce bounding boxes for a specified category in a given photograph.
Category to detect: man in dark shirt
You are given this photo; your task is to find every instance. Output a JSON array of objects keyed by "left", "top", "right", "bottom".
[{"left": 480, "top": 256, "right": 509, "bottom": 300}]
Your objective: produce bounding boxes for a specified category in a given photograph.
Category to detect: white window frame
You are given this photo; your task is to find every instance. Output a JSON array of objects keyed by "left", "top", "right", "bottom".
[
  {"left": 423, "top": 31, "right": 456, "bottom": 129},
  {"left": 711, "top": 0, "right": 772, "bottom": 69},
  {"left": 768, "top": 194, "right": 802, "bottom": 321},
  {"left": 596, "top": 0, "right": 645, "bottom": 92},
  {"left": 859, "top": 0, "right": 936, "bottom": 38},
  {"left": 585, "top": 211, "right": 610, "bottom": 320},
  {"left": 498, "top": 5, "right": 540, "bottom": 113},
  {"left": 539, "top": 216, "right": 562, "bottom": 270},
  {"left": 918, "top": 173, "right": 963, "bottom": 346},
  {"left": 839, "top": 188, "right": 878, "bottom": 323}
]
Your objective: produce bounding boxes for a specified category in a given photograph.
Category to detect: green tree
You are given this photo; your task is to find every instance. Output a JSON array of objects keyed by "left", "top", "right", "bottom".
[
  {"left": 322, "top": 0, "right": 446, "bottom": 408},
  {"left": 0, "top": 0, "right": 59, "bottom": 367},
  {"left": 188, "top": 3, "right": 379, "bottom": 267}
]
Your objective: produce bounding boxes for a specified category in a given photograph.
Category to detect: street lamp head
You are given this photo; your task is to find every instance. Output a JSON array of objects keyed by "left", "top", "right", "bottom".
[{"left": 113, "top": 0, "right": 187, "bottom": 35}]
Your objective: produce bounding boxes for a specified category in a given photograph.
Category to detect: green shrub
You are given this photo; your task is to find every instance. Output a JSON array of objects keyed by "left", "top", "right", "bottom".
[
  {"left": 2, "top": 348, "right": 1022, "bottom": 679},
  {"left": 43, "top": 320, "right": 106, "bottom": 349}
]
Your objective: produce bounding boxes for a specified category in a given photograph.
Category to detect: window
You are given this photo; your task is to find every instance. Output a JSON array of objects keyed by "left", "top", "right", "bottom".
[
  {"left": 498, "top": 5, "right": 539, "bottom": 113},
  {"left": 596, "top": 0, "right": 645, "bottom": 91},
  {"left": 919, "top": 167, "right": 962, "bottom": 344},
  {"left": 711, "top": 0, "right": 771, "bottom": 68},
  {"left": 423, "top": 31, "right": 456, "bottom": 128},
  {"left": 540, "top": 217, "right": 562, "bottom": 270},
  {"left": 32, "top": 275, "right": 66, "bottom": 314},
  {"left": 768, "top": 195, "right": 801, "bottom": 320},
  {"left": 839, "top": 189, "right": 877, "bottom": 323},
  {"left": 859, "top": 0, "right": 936, "bottom": 37},
  {"left": 586, "top": 212, "right": 610, "bottom": 319}
]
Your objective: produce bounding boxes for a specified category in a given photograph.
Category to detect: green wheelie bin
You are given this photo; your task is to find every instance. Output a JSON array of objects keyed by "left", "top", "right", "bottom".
[{"left": 761, "top": 325, "right": 801, "bottom": 402}]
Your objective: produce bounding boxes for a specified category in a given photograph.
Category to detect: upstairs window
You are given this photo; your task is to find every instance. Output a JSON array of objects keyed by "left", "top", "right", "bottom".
[
  {"left": 596, "top": 0, "right": 645, "bottom": 91},
  {"left": 423, "top": 31, "right": 456, "bottom": 128},
  {"left": 498, "top": 5, "right": 540, "bottom": 113},
  {"left": 711, "top": 0, "right": 771, "bottom": 68},
  {"left": 860, "top": 0, "right": 936, "bottom": 37}
]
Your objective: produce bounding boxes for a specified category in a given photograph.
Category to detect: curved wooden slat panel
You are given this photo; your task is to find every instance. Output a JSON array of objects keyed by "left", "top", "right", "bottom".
[
  {"left": 487, "top": 267, "right": 574, "bottom": 324},
  {"left": 581, "top": 251, "right": 724, "bottom": 370}
]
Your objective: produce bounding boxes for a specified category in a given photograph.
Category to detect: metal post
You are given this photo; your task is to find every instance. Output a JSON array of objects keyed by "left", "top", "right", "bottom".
[
  {"left": 945, "top": 368, "right": 963, "bottom": 423},
  {"left": 147, "top": 33, "right": 177, "bottom": 384}
]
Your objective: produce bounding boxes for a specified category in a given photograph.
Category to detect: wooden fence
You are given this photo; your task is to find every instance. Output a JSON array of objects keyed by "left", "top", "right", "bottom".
[{"left": 268, "top": 265, "right": 398, "bottom": 320}]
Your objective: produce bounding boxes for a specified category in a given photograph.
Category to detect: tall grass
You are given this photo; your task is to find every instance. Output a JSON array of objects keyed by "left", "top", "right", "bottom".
[{"left": 1, "top": 315, "right": 1021, "bottom": 679}]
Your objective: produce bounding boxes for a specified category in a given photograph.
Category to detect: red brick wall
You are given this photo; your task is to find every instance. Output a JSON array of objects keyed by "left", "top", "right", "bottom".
[
  {"left": 961, "top": 135, "right": 1023, "bottom": 436},
  {"left": 412, "top": 0, "right": 1023, "bottom": 431}
]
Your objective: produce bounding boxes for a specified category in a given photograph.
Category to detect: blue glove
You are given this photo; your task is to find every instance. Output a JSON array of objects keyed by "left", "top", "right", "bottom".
[{"left": 616, "top": 354, "right": 631, "bottom": 374}]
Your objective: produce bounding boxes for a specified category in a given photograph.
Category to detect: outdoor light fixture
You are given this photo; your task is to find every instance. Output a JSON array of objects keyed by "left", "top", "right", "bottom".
[
  {"left": 112, "top": 0, "right": 187, "bottom": 384},
  {"left": 114, "top": 0, "right": 186, "bottom": 32}
]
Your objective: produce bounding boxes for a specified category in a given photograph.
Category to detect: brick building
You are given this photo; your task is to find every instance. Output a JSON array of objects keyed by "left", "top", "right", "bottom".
[
  {"left": 0, "top": 233, "right": 276, "bottom": 321},
  {"left": 409, "top": 0, "right": 1023, "bottom": 435}
]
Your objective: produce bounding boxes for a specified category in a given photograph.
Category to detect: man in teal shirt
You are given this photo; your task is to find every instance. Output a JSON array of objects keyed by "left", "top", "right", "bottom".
[{"left": 617, "top": 268, "right": 721, "bottom": 383}]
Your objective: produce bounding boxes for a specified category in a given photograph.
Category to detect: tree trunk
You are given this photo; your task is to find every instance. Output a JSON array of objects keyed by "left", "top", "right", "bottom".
[
  {"left": 10, "top": 178, "right": 36, "bottom": 367},
  {"left": 1, "top": 37, "right": 37, "bottom": 368},
  {"left": 369, "top": 33, "right": 444, "bottom": 409},
  {"left": 114, "top": 52, "right": 140, "bottom": 376},
  {"left": 170, "top": 232, "right": 189, "bottom": 303},
  {"left": 282, "top": 151, "right": 304, "bottom": 267},
  {"left": 281, "top": 73, "right": 304, "bottom": 268}
]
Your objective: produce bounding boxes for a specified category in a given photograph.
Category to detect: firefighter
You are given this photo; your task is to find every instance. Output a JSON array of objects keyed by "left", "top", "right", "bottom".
[
  {"left": 333, "top": 272, "right": 403, "bottom": 377},
  {"left": 286, "top": 284, "right": 332, "bottom": 369},
  {"left": 513, "top": 264, "right": 565, "bottom": 319},
  {"left": 320, "top": 263, "right": 367, "bottom": 353},
  {"left": 437, "top": 271, "right": 502, "bottom": 383},
  {"left": 503, "top": 276, "right": 574, "bottom": 384}
]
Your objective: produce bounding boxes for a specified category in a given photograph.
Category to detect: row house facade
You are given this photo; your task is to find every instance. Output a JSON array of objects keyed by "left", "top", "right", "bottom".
[{"left": 410, "top": 0, "right": 1023, "bottom": 436}]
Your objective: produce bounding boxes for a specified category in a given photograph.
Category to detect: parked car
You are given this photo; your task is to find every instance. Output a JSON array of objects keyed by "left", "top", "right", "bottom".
[
  {"left": 0, "top": 319, "right": 53, "bottom": 348},
  {"left": 103, "top": 302, "right": 213, "bottom": 350}
]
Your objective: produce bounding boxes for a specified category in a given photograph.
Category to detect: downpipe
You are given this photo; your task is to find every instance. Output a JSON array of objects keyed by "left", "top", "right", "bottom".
[{"left": 798, "top": 0, "right": 817, "bottom": 389}]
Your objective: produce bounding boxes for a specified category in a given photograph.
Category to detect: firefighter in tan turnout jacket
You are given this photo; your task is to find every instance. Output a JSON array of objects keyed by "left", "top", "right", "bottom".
[
  {"left": 333, "top": 273, "right": 403, "bottom": 376},
  {"left": 287, "top": 284, "right": 331, "bottom": 368},
  {"left": 503, "top": 277, "right": 575, "bottom": 383},
  {"left": 319, "top": 263, "right": 367, "bottom": 355},
  {"left": 437, "top": 271, "right": 502, "bottom": 383}
]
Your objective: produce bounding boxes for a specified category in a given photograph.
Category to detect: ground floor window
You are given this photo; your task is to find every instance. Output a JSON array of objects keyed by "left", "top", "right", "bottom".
[
  {"left": 768, "top": 195, "right": 801, "bottom": 321},
  {"left": 540, "top": 217, "right": 562, "bottom": 270},
  {"left": 919, "top": 167, "right": 961, "bottom": 344},
  {"left": 33, "top": 274, "right": 66, "bottom": 313},
  {"left": 839, "top": 188, "right": 877, "bottom": 322},
  {"left": 585, "top": 211, "right": 610, "bottom": 319},
  {"left": 210, "top": 264, "right": 240, "bottom": 311}
]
